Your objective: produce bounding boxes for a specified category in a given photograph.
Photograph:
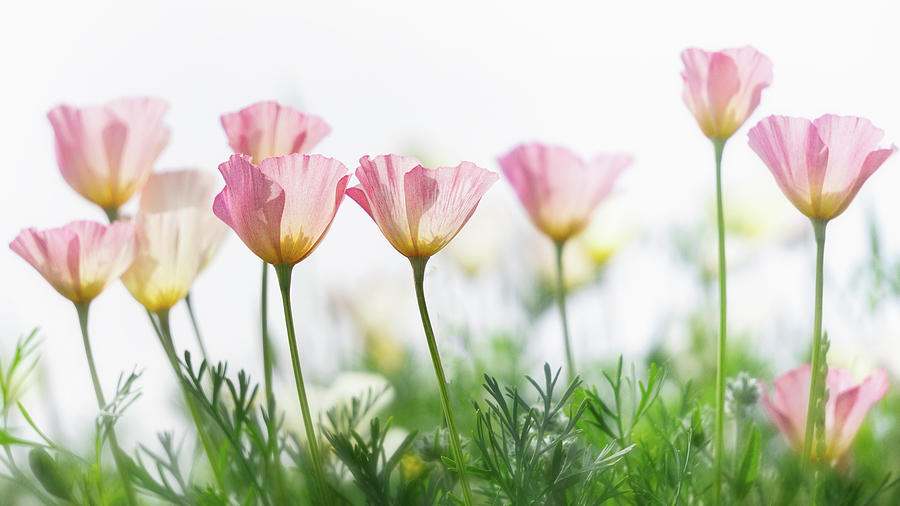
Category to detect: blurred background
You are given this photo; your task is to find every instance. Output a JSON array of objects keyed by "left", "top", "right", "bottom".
[{"left": 1, "top": 0, "right": 899, "bottom": 451}]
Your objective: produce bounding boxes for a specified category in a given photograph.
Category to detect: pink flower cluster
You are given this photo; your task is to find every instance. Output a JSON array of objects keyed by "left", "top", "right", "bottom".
[{"left": 8, "top": 42, "right": 894, "bottom": 468}]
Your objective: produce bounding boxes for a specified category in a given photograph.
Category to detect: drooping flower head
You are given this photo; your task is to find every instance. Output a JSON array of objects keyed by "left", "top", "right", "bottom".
[
  {"left": 140, "top": 169, "right": 227, "bottom": 270},
  {"left": 748, "top": 115, "right": 896, "bottom": 221},
  {"left": 681, "top": 46, "right": 773, "bottom": 140},
  {"left": 213, "top": 154, "right": 350, "bottom": 265},
  {"left": 47, "top": 97, "right": 170, "bottom": 211},
  {"left": 497, "top": 143, "right": 631, "bottom": 243},
  {"left": 346, "top": 155, "right": 499, "bottom": 258},
  {"left": 760, "top": 365, "right": 888, "bottom": 462},
  {"left": 10, "top": 221, "right": 136, "bottom": 303},
  {"left": 220, "top": 101, "right": 331, "bottom": 162}
]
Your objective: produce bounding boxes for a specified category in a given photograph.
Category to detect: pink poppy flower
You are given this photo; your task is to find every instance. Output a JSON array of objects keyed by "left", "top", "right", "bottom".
[
  {"left": 748, "top": 115, "right": 896, "bottom": 220},
  {"left": 213, "top": 154, "right": 350, "bottom": 265},
  {"left": 48, "top": 97, "right": 170, "bottom": 211},
  {"left": 10, "top": 221, "right": 136, "bottom": 303},
  {"left": 681, "top": 46, "right": 773, "bottom": 140},
  {"left": 497, "top": 143, "right": 631, "bottom": 243},
  {"left": 220, "top": 101, "right": 331, "bottom": 162},
  {"left": 346, "top": 154, "right": 498, "bottom": 258},
  {"left": 760, "top": 365, "right": 889, "bottom": 461}
]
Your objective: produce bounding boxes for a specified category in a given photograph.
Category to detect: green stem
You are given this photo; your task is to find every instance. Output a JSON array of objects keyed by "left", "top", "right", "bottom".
[
  {"left": 273, "top": 263, "right": 328, "bottom": 504},
  {"left": 554, "top": 240, "right": 576, "bottom": 383},
  {"left": 712, "top": 137, "right": 727, "bottom": 503},
  {"left": 261, "top": 261, "right": 275, "bottom": 414},
  {"left": 410, "top": 256, "right": 474, "bottom": 506},
  {"left": 103, "top": 207, "right": 119, "bottom": 223},
  {"left": 258, "top": 261, "right": 286, "bottom": 504},
  {"left": 74, "top": 302, "right": 138, "bottom": 506},
  {"left": 153, "top": 308, "right": 226, "bottom": 492},
  {"left": 184, "top": 292, "right": 211, "bottom": 364},
  {"left": 803, "top": 219, "right": 827, "bottom": 466}
]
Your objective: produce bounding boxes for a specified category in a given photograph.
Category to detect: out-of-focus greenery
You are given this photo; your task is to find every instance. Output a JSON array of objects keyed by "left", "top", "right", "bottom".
[{"left": 1, "top": 321, "right": 898, "bottom": 504}]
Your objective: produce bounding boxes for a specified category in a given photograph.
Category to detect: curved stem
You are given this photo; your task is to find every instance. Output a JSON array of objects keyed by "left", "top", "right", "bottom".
[
  {"left": 74, "top": 302, "right": 138, "bottom": 506},
  {"left": 554, "top": 240, "right": 575, "bottom": 382},
  {"left": 184, "top": 293, "right": 211, "bottom": 364},
  {"left": 272, "top": 263, "right": 328, "bottom": 504},
  {"left": 803, "top": 219, "right": 827, "bottom": 465},
  {"left": 712, "top": 137, "right": 727, "bottom": 503},
  {"left": 410, "top": 257, "right": 474, "bottom": 506},
  {"left": 153, "top": 308, "right": 226, "bottom": 492}
]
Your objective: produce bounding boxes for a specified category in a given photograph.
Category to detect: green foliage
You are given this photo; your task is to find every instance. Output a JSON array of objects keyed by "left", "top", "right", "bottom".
[
  {"left": 0, "top": 325, "right": 898, "bottom": 505},
  {"left": 472, "top": 364, "right": 631, "bottom": 505}
]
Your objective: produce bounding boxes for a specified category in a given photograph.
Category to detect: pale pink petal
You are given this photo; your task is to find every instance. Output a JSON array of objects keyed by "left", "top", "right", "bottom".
[
  {"left": 257, "top": 155, "right": 350, "bottom": 263},
  {"left": 750, "top": 114, "right": 894, "bottom": 220},
  {"left": 214, "top": 154, "right": 287, "bottom": 264},
  {"left": 214, "top": 153, "right": 348, "bottom": 265},
  {"left": 828, "top": 369, "right": 888, "bottom": 459},
  {"left": 141, "top": 169, "right": 227, "bottom": 271},
  {"left": 220, "top": 101, "right": 331, "bottom": 162},
  {"left": 813, "top": 115, "right": 896, "bottom": 218},
  {"left": 705, "top": 53, "right": 741, "bottom": 135},
  {"left": 121, "top": 209, "right": 207, "bottom": 312},
  {"left": 403, "top": 162, "right": 499, "bottom": 257},
  {"left": 722, "top": 46, "right": 774, "bottom": 128},
  {"left": 140, "top": 169, "right": 218, "bottom": 213},
  {"left": 349, "top": 154, "right": 498, "bottom": 258},
  {"left": 681, "top": 46, "right": 772, "bottom": 139},
  {"left": 759, "top": 379, "right": 803, "bottom": 450},
  {"left": 10, "top": 221, "right": 136, "bottom": 303},
  {"left": 680, "top": 48, "right": 714, "bottom": 137},
  {"left": 768, "top": 365, "right": 812, "bottom": 448},
  {"left": 762, "top": 365, "right": 890, "bottom": 460},
  {"left": 498, "top": 143, "right": 630, "bottom": 243},
  {"left": 47, "top": 98, "right": 169, "bottom": 210},
  {"left": 352, "top": 155, "right": 422, "bottom": 254},
  {"left": 748, "top": 116, "right": 830, "bottom": 217},
  {"left": 346, "top": 185, "right": 374, "bottom": 219}
]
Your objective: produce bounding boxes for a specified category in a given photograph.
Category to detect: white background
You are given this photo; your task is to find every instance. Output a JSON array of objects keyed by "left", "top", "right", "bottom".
[{"left": 1, "top": 0, "right": 899, "bottom": 447}]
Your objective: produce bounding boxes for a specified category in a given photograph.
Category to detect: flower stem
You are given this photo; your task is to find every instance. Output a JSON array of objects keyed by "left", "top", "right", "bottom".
[
  {"left": 74, "top": 302, "right": 138, "bottom": 506},
  {"left": 261, "top": 261, "right": 275, "bottom": 414},
  {"left": 410, "top": 256, "right": 474, "bottom": 506},
  {"left": 554, "top": 240, "right": 576, "bottom": 383},
  {"left": 259, "top": 261, "right": 285, "bottom": 501},
  {"left": 712, "top": 137, "right": 727, "bottom": 503},
  {"left": 103, "top": 207, "right": 119, "bottom": 223},
  {"left": 153, "top": 308, "right": 226, "bottom": 491},
  {"left": 802, "top": 219, "right": 827, "bottom": 465},
  {"left": 273, "top": 263, "right": 328, "bottom": 504},
  {"left": 184, "top": 292, "right": 211, "bottom": 364}
]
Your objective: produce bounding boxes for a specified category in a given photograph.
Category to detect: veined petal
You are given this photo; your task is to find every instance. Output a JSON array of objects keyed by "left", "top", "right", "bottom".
[
  {"left": 748, "top": 115, "right": 829, "bottom": 218},
  {"left": 121, "top": 209, "right": 207, "bottom": 312},
  {"left": 141, "top": 169, "right": 228, "bottom": 271},
  {"left": 214, "top": 153, "right": 348, "bottom": 265},
  {"left": 48, "top": 97, "right": 169, "bottom": 209},
  {"left": 349, "top": 154, "right": 498, "bottom": 258},
  {"left": 10, "top": 220, "right": 136, "bottom": 303},
  {"left": 220, "top": 101, "right": 331, "bottom": 162},
  {"left": 827, "top": 369, "right": 888, "bottom": 459},
  {"left": 404, "top": 162, "right": 499, "bottom": 257},
  {"left": 681, "top": 46, "right": 772, "bottom": 139}
]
